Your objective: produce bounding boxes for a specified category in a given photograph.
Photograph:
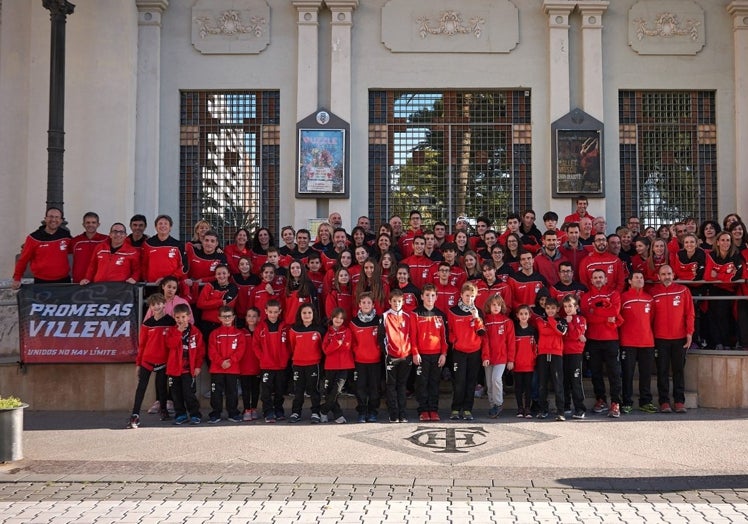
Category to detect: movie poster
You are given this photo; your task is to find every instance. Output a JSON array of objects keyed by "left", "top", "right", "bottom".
[
  {"left": 298, "top": 129, "right": 346, "bottom": 195},
  {"left": 555, "top": 129, "right": 602, "bottom": 195}
]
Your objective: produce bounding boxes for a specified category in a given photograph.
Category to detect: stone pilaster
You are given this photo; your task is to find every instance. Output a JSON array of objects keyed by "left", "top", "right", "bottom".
[
  {"left": 577, "top": 1, "right": 609, "bottom": 121},
  {"left": 543, "top": 1, "right": 574, "bottom": 122},
  {"left": 728, "top": 1, "right": 748, "bottom": 217},
  {"left": 135, "top": 0, "right": 168, "bottom": 222}
]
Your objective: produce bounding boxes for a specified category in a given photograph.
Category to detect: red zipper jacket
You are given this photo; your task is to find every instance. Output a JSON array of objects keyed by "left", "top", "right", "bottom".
[
  {"left": 165, "top": 324, "right": 205, "bottom": 376},
  {"left": 136, "top": 314, "right": 176, "bottom": 369},
  {"left": 511, "top": 323, "right": 538, "bottom": 372},
  {"left": 481, "top": 313, "right": 514, "bottom": 364},
  {"left": 325, "top": 285, "right": 354, "bottom": 321},
  {"left": 322, "top": 325, "right": 354, "bottom": 370},
  {"left": 253, "top": 319, "right": 290, "bottom": 370},
  {"left": 649, "top": 283, "right": 695, "bottom": 340},
  {"left": 196, "top": 281, "right": 239, "bottom": 324},
  {"left": 535, "top": 315, "right": 566, "bottom": 356},
  {"left": 224, "top": 243, "right": 252, "bottom": 275},
  {"left": 70, "top": 232, "right": 108, "bottom": 283},
  {"left": 13, "top": 228, "right": 72, "bottom": 281},
  {"left": 413, "top": 306, "right": 448, "bottom": 356},
  {"left": 248, "top": 281, "right": 285, "bottom": 317},
  {"left": 579, "top": 251, "right": 626, "bottom": 292},
  {"left": 562, "top": 314, "right": 587, "bottom": 355},
  {"left": 350, "top": 314, "right": 382, "bottom": 364},
  {"left": 401, "top": 255, "right": 435, "bottom": 289},
  {"left": 85, "top": 240, "right": 141, "bottom": 282},
  {"left": 288, "top": 324, "right": 324, "bottom": 366},
  {"left": 394, "top": 282, "right": 421, "bottom": 313},
  {"left": 619, "top": 288, "right": 654, "bottom": 347},
  {"left": 670, "top": 249, "right": 707, "bottom": 282},
  {"left": 705, "top": 251, "right": 742, "bottom": 291},
  {"left": 142, "top": 236, "right": 187, "bottom": 282},
  {"left": 208, "top": 325, "right": 246, "bottom": 374},
  {"left": 448, "top": 306, "right": 486, "bottom": 353},
  {"left": 509, "top": 272, "right": 547, "bottom": 311},
  {"left": 380, "top": 309, "right": 417, "bottom": 359},
  {"left": 475, "top": 279, "right": 513, "bottom": 313}
]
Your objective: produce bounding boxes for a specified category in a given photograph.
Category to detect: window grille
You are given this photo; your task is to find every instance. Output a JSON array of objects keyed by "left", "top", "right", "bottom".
[
  {"left": 369, "top": 90, "right": 532, "bottom": 232},
  {"left": 619, "top": 90, "right": 717, "bottom": 229},
  {"left": 179, "top": 90, "right": 280, "bottom": 244}
]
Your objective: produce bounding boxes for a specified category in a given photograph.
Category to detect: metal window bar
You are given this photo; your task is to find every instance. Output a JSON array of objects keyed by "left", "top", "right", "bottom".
[{"left": 179, "top": 91, "right": 280, "bottom": 245}]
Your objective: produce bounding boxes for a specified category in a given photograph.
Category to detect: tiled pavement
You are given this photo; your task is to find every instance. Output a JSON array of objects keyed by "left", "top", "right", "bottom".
[{"left": 2, "top": 409, "right": 748, "bottom": 522}]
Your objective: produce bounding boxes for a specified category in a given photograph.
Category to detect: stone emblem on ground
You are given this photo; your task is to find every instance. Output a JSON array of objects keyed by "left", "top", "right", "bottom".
[{"left": 343, "top": 423, "right": 558, "bottom": 464}]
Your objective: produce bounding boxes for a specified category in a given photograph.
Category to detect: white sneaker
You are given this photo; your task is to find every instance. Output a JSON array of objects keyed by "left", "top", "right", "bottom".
[
  {"left": 146, "top": 401, "right": 160, "bottom": 414},
  {"left": 320, "top": 414, "right": 329, "bottom": 423},
  {"left": 335, "top": 416, "right": 347, "bottom": 424}
]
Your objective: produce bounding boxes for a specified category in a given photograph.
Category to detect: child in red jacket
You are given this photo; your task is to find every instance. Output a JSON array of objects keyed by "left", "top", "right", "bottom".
[
  {"left": 413, "top": 284, "right": 448, "bottom": 422},
  {"left": 166, "top": 303, "right": 205, "bottom": 425},
  {"left": 207, "top": 306, "right": 246, "bottom": 423},
  {"left": 561, "top": 295, "right": 587, "bottom": 419},
  {"left": 350, "top": 292, "right": 382, "bottom": 423},
  {"left": 481, "top": 294, "right": 514, "bottom": 419},
  {"left": 534, "top": 297, "right": 567, "bottom": 420},
  {"left": 320, "top": 308, "right": 354, "bottom": 423},
  {"left": 512, "top": 305, "right": 538, "bottom": 418},
  {"left": 240, "top": 307, "right": 262, "bottom": 421},
  {"left": 288, "top": 304, "right": 325, "bottom": 423},
  {"left": 128, "top": 293, "right": 175, "bottom": 428},
  {"left": 253, "top": 299, "right": 290, "bottom": 423}
]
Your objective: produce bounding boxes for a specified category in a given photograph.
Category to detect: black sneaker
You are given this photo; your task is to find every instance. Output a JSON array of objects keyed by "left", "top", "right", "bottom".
[
  {"left": 572, "top": 410, "right": 586, "bottom": 419},
  {"left": 128, "top": 414, "right": 140, "bottom": 428},
  {"left": 289, "top": 413, "right": 301, "bottom": 423},
  {"left": 536, "top": 411, "right": 549, "bottom": 419}
]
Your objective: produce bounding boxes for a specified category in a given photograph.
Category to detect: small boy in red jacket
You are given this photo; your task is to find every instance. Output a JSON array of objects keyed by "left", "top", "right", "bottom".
[
  {"left": 207, "top": 306, "right": 246, "bottom": 423},
  {"left": 166, "top": 303, "right": 205, "bottom": 425},
  {"left": 380, "top": 289, "right": 418, "bottom": 423},
  {"left": 253, "top": 299, "right": 290, "bottom": 423},
  {"left": 561, "top": 295, "right": 587, "bottom": 419},
  {"left": 129, "top": 293, "right": 175, "bottom": 428},
  {"left": 534, "top": 297, "right": 567, "bottom": 421},
  {"left": 240, "top": 307, "right": 262, "bottom": 421}
]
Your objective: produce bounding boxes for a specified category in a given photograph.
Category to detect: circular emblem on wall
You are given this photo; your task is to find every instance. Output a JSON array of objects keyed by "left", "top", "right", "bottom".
[{"left": 316, "top": 111, "right": 330, "bottom": 125}]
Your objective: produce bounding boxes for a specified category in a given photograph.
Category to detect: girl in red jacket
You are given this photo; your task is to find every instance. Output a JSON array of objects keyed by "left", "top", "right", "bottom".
[
  {"left": 197, "top": 264, "right": 239, "bottom": 337},
  {"left": 207, "top": 306, "right": 246, "bottom": 423},
  {"left": 320, "top": 308, "right": 354, "bottom": 423},
  {"left": 283, "top": 260, "right": 317, "bottom": 326},
  {"left": 561, "top": 295, "right": 587, "bottom": 419},
  {"left": 481, "top": 294, "right": 514, "bottom": 418},
  {"left": 240, "top": 307, "right": 262, "bottom": 421},
  {"left": 350, "top": 293, "right": 382, "bottom": 423},
  {"left": 512, "top": 305, "right": 538, "bottom": 418},
  {"left": 325, "top": 266, "right": 354, "bottom": 321},
  {"left": 288, "top": 304, "right": 325, "bottom": 423}
]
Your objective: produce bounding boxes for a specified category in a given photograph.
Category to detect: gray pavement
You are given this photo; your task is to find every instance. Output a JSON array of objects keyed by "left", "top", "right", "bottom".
[{"left": 2, "top": 407, "right": 748, "bottom": 522}]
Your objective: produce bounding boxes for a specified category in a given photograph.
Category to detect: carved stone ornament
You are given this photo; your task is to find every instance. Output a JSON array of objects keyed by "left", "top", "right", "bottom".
[
  {"left": 191, "top": 0, "right": 270, "bottom": 55},
  {"left": 382, "top": 0, "right": 518, "bottom": 54},
  {"left": 628, "top": 0, "right": 704, "bottom": 55},
  {"left": 416, "top": 10, "right": 484, "bottom": 39}
]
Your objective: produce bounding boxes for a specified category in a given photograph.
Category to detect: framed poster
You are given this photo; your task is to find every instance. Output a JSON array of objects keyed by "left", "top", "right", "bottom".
[
  {"left": 551, "top": 109, "right": 604, "bottom": 197},
  {"left": 297, "top": 128, "right": 346, "bottom": 195}
]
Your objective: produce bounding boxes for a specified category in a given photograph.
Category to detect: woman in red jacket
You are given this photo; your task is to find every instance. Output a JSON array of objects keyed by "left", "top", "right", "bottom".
[{"left": 705, "top": 231, "right": 743, "bottom": 349}]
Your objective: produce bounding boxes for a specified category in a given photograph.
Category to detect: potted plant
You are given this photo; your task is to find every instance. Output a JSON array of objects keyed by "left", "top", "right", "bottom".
[{"left": 0, "top": 396, "right": 28, "bottom": 462}]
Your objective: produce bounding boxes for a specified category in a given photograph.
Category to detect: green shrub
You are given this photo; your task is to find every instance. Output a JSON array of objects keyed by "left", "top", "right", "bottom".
[{"left": 0, "top": 396, "right": 24, "bottom": 409}]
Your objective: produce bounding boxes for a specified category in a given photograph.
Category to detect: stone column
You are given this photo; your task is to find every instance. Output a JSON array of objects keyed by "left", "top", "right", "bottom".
[
  {"left": 728, "top": 1, "right": 748, "bottom": 217},
  {"left": 135, "top": 0, "right": 168, "bottom": 221},
  {"left": 544, "top": 1, "right": 575, "bottom": 212},
  {"left": 577, "top": 1, "right": 609, "bottom": 121},
  {"left": 325, "top": 0, "right": 357, "bottom": 226},
  {"left": 543, "top": 2, "right": 574, "bottom": 122},
  {"left": 293, "top": 1, "right": 324, "bottom": 229}
]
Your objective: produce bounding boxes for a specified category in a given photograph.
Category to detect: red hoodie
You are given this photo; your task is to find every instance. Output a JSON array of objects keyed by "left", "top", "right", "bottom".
[
  {"left": 208, "top": 325, "right": 246, "bottom": 374},
  {"left": 481, "top": 313, "right": 514, "bottom": 364}
]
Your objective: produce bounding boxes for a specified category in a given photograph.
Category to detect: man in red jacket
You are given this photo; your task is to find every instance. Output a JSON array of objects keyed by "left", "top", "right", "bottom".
[
  {"left": 80, "top": 223, "right": 141, "bottom": 284},
  {"left": 582, "top": 269, "right": 623, "bottom": 418},
  {"left": 579, "top": 233, "right": 627, "bottom": 292},
  {"left": 70, "top": 212, "right": 108, "bottom": 283},
  {"left": 12, "top": 206, "right": 72, "bottom": 288},
  {"left": 650, "top": 264, "right": 695, "bottom": 414}
]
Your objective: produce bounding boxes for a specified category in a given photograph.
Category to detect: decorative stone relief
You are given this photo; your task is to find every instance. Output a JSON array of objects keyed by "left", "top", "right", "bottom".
[
  {"left": 191, "top": 0, "right": 270, "bottom": 55},
  {"left": 382, "top": 0, "right": 518, "bottom": 54},
  {"left": 628, "top": 0, "right": 704, "bottom": 55}
]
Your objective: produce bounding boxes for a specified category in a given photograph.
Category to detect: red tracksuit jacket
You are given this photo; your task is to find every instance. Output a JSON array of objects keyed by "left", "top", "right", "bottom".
[
  {"left": 401, "top": 255, "right": 435, "bottom": 289},
  {"left": 512, "top": 323, "right": 538, "bottom": 372},
  {"left": 649, "top": 283, "right": 695, "bottom": 340},
  {"left": 562, "top": 314, "right": 587, "bottom": 355},
  {"left": 579, "top": 251, "right": 626, "bottom": 292},
  {"left": 350, "top": 315, "right": 382, "bottom": 364},
  {"left": 85, "top": 240, "right": 141, "bottom": 282},
  {"left": 380, "top": 309, "right": 417, "bottom": 359},
  {"left": 448, "top": 306, "right": 486, "bottom": 353},
  {"left": 582, "top": 286, "right": 623, "bottom": 341},
  {"left": 137, "top": 314, "right": 176, "bottom": 369},
  {"left": 481, "top": 313, "right": 514, "bottom": 364},
  {"left": 239, "top": 329, "right": 261, "bottom": 375},
  {"left": 322, "top": 326, "right": 354, "bottom": 370},
  {"left": 13, "top": 228, "right": 72, "bottom": 281},
  {"left": 208, "top": 325, "right": 246, "bottom": 374},
  {"left": 142, "top": 236, "right": 187, "bottom": 282},
  {"left": 70, "top": 232, "right": 108, "bottom": 283},
  {"left": 165, "top": 324, "right": 205, "bottom": 377},
  {"left": 196, "top": 282, "right": 239, "bottom": 324},
  {"left": 412, "top": 306, "right": 448, "bottom": 356},
  {"left": 253, "top": 319, "right": 290, "bottom": 370},
  {"left": 535, "top": 315, "right": 565, "bottom": 356},
  {"left": 288, "top": 324, "right": 324, "bottom": 366},
  {"left": 619, "top": 288, "right": 654, "bottom": 348}
]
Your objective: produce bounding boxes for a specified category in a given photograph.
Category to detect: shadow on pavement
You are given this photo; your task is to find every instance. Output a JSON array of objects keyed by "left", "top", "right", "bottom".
[{"left": 556, "top": 474, "right": 748, "bottom": 493}]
